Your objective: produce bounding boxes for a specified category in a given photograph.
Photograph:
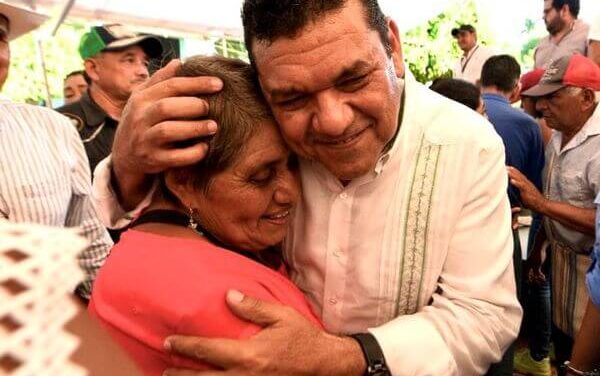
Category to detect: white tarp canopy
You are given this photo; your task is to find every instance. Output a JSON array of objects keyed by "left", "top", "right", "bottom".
[
  {"left": 8, "top": 0, "right": 600, "bottom": 43},
  {"left": 25, "top": 0, "right": 454, "bottom": 38}
]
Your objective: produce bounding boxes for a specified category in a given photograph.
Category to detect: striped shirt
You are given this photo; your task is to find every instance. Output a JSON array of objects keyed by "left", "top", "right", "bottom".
[{"left": 0, "top": 98, "right": 112, "bottom": 298}]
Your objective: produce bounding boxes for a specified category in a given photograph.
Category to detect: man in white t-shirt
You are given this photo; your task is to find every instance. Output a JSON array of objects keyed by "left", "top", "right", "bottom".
[{"left": 451, "top": 24, "right": 495, "bottom": 85}]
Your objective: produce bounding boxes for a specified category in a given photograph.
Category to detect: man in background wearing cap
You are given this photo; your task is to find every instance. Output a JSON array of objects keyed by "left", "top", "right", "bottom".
[
  {"left": 521, "top": 68, "right": 553, "bottom": 145},
  {"left": 451, "top": 24, "right": 495, "bottom": 85},
  {"left": 0, "top": 2, "right": 111, "bottom": 300},
  {"left": 509, "top": 54, "right": 600, "bottom": 367},
  {"left": 534, "top": 0, "right": 589, "bottom": 69},
  {"left": 58, "top": 24, "right": 162, "bottom": 174}
]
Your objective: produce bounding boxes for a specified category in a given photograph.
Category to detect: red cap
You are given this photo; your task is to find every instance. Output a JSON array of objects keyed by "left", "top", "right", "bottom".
[
  {"left": 522, "top": 54, "right": 600, "bottom": 97},
  {"left": 520, "top": 68, "right": 545, "bottom": 93}
]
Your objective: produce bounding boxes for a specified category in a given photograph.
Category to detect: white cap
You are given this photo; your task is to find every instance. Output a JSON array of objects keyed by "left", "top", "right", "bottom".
[{"left": 0, "top": 1, "right": 49, "bottom": 40}]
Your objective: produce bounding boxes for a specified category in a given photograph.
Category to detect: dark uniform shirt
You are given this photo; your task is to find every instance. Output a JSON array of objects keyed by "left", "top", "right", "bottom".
[{"left": 57, "top": 91, "right": 118, "bottom": 175}]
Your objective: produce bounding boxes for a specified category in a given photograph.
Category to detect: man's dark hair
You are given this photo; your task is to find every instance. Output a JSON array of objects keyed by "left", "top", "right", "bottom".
[
  {"left": 551, "top": 0, "right": 579, "bottom": 17},
  {"left": 65, "top": 70, "right": 91, "bottom": 85},
  {"left": 430, "top": 78, "right": 481, "bottom": 111},
  {"left": 480, "top": 55, "right": 521, "bottom": 93},
  {"left": 241, "top": 0, "right": 391, "bottom": 65}
]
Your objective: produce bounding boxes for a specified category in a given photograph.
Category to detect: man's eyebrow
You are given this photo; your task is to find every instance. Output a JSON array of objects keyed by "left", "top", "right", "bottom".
[
  {"left": 334, "top": 60, "right": 372, "bottom": 84},
  {"left": 270, "top": 60, "right": 372, "bottom": 100}
]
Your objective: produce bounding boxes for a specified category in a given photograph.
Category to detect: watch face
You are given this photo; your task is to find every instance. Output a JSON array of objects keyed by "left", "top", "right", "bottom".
[{"left": 368, "top": 364, "right": 391, "bottom": 376}]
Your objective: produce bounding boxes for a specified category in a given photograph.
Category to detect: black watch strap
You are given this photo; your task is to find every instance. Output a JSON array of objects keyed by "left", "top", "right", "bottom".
[{"left": 350, "top": 333, "right": 391, "bottom": 376}]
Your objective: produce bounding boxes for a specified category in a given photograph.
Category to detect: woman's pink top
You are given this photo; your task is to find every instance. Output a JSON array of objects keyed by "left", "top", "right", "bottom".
[{"left": 89, "top": 230, "right": 322, "bottom": 375}]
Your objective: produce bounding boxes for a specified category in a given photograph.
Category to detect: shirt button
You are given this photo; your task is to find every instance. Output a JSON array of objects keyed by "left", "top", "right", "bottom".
[
  {"left": 328, "top": 297, "right": 338, "bottom": 305},
  {"left": 339, "top": 192, "right": 348, "bottom": 200},
  {"left": 333, "top": 249, "right": 342, "bottom": 257}
]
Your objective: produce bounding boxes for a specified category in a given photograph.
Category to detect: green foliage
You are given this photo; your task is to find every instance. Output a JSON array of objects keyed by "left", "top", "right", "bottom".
[
  {"left": 3, "top": 21, "right": 87, "bottom": 105},
  {"left": 2, "top": 6, "right": 543, "bottom": 102},
  {"left": 521, "top": 37, "right": 540, "bottom": 66},
  {"left": 402, "top": 0, "right": 493, "bottom": 83}
]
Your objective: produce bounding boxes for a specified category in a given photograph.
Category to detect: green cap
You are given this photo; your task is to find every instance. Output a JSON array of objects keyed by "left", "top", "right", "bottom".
[{"left": 78, "top": 24, "right": 163, "bottom": 60}]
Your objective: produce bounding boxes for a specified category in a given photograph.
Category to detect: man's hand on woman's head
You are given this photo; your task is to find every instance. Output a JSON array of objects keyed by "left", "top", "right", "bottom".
[
  {"left": 162, "top": 290, "right": 366, "bottom": 376},
  {"left": 110, "top": 59, "right": 223, "bottom": 209}
]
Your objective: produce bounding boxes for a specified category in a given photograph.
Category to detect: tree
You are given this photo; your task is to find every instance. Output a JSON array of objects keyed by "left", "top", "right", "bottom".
[
  {"left": 402, "top": 0, "right": 494, "bottom": 84},
  {"left": 3, "top": 21, "right": 87, "bottom": 105}
]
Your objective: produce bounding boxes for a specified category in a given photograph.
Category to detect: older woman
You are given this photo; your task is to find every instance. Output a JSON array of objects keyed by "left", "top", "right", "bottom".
[{"left": 88, "top": 56, "right": 321, "bottom": 375}]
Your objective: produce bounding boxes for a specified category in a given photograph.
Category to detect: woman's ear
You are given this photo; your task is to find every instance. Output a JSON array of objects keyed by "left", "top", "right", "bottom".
[{"left": 163, "top": 170, "right": 195, "bottom": 207}]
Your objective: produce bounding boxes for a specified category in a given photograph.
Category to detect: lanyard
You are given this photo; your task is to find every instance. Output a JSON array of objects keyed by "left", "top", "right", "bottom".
[{"left": 461, "top": 45, "right": 480, "bottom": 74}]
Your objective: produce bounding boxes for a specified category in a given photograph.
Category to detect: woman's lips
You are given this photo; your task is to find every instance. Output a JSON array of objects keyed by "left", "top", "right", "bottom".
[{"left": 263, "top": 210, "right": 291, "bottom": 225}]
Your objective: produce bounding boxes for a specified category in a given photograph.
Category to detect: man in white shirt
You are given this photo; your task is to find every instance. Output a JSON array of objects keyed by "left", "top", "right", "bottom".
[
  {"left": 534, "top": 0, "right": 589, "bottom": 69},
  {"left": 451, "top": 24, "right": 495, "bottom": 85},
  {"left": 0, "top": 2, "right": 111, "bottom": 299},
  {"left": 96, "top": 0, "right": 521, "bottom": 375}
]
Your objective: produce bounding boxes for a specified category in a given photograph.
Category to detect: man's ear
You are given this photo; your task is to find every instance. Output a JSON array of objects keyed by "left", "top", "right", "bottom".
[
  {"left": 581, "top": 88, "right": 597, "bottom": 111},
  {"left": 387, "top": 18, "right": 405, "bottom": 78},
  {"left": 84, "top": 58, "right": 100, "bottom": 82},
  {"left": 509, "top": 82, "right": 522, "bottom": 104},
  {"left": 560, "top": 4, "right": 571, "bottom": 18}
]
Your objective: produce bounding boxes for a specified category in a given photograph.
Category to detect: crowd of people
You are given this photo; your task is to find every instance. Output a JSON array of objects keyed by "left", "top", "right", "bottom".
[{"left": 1, "top": 0, "right": 599, "bottom": 375}]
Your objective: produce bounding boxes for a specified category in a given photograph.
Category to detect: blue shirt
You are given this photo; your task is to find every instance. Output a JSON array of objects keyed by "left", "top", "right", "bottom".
[
  {"left": 587, "top": 193, "right": 600, "bottom": 307},
  {"left": 483, "top": 94, "right": 545, "bottom": 207}
]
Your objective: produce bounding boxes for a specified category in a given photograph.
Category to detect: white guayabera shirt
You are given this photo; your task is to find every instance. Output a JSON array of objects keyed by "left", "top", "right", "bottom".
[{"left": 94, "top": 74, "right": 521, "bottom": 376}]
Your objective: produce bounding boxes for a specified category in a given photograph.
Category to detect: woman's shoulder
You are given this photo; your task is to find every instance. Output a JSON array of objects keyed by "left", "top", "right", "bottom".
[
  {"left": 92, "top": 229, "right": 311, "bottom": 319},
  {"left": 91, "top": 229, "right": 320, "bottom": 344}
]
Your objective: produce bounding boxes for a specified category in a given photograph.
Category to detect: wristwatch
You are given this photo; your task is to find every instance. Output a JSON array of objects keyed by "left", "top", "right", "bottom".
[
  {"left": 350, "top": 333, "right": 391, "bottom": 376},
  {"left": 562, "top": 361, "right": 600, "bottom": 376}
]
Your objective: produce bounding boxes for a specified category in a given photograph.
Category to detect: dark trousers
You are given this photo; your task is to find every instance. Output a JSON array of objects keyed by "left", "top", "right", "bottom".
[
  {"left": 523, "top": 216, "right": 552, "bottom": 360},
  {"left": 485, "top": 229, "right": 523, "bottom": 376},
  {"left": 554, "top": 325, "right": 574, "bottom": 376},
  {"left": 526, "top": 259, "right": 552, "bottom": 360}
]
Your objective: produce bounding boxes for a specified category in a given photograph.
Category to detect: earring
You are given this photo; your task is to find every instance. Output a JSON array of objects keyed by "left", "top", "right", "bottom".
[{"left": 187, "top": 207, "right": 198, "bottom": 230}]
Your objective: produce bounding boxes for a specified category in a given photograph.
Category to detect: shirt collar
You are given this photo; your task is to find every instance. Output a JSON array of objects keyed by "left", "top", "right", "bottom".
[
  {"left": 462, "top": 44, "right": 480, "bottom": 60},
  {"left": 80, "top": 91, "right": 111, "bottom": 127},
  {"left": 482, "top": 93, "right": 509, "bottom": 104}
]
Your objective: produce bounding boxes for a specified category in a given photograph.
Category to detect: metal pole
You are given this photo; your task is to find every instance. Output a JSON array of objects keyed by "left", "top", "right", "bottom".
[
  {"left": 36, "top": 38, "right": 53, "bottom": 108},
  {"left": 52, "top": 0, "right": 77, "bottom": 36}
]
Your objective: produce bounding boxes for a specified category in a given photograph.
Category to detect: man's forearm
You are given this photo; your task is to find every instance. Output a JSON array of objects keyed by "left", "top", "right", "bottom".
[
  {"left": 538, "top": 200, "right": 596, "bottom": 235},
  {"left": 111, "top": 162, "right": 155, "bottom": 212},
  {"left": 569, "top": 300, "right": 600, "bottom": 371}
]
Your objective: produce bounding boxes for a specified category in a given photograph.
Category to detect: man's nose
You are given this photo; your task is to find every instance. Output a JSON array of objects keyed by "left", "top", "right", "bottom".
[{"left": 311, "top": 91, "right": 354, "bottom": 137}]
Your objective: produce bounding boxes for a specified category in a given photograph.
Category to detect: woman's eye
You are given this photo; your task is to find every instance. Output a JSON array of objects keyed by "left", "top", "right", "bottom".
[{"left": 250, "top": 169, "right": 274, "bottom": 184}]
